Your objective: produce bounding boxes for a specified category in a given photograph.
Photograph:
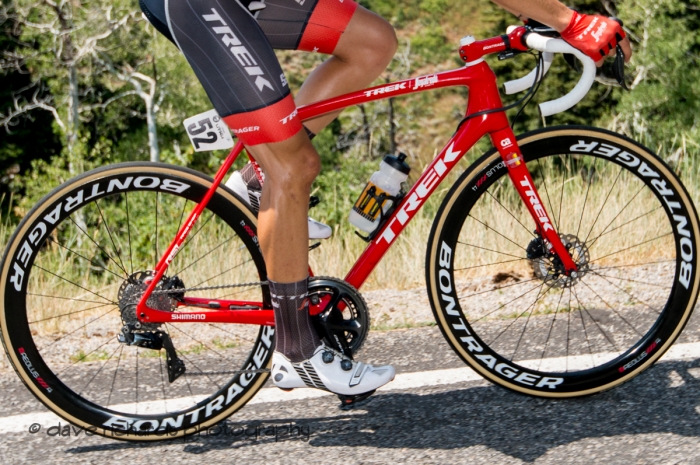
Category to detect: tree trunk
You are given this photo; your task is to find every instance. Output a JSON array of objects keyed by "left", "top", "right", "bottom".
[
  {"left": 388, "top": 96, "right": 396, "bottom": 154},
  {"left": 145, "top": 97, "right": 159, "bottom": 163}
]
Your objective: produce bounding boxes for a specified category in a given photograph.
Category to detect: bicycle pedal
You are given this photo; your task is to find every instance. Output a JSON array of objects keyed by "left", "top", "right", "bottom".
[
  {"left": 309, "top": 196, "right": 320, "bottom": 209},
  {"left": 337, "top": 390, "right": 376, "bottom": 410}
]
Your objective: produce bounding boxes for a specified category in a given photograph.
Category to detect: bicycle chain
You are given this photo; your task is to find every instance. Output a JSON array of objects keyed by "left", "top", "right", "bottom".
[{"left": 149, "top": 281, "right": 268, "bottom": 296}]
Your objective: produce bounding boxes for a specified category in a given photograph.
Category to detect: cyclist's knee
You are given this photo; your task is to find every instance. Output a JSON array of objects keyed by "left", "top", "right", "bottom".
[
  {"left": 255, "top": 135, "right": 321, "bottom": 192},
  {"left": 336, "top": 9, "right": 397, "bottom": 75}
]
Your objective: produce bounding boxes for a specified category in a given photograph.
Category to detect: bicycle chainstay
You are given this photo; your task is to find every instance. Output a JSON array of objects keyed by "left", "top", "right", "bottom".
[{"left": 128, "top": 280, "right": 272, "bottom": 376}]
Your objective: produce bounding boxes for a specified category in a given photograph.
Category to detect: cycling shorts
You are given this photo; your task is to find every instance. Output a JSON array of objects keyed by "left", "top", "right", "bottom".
[{"left": 140, "top": 0, "right": 358, "bottom": 146}]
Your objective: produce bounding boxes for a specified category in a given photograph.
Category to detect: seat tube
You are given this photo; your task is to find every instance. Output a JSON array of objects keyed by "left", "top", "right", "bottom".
[{"left": 489, "top": 127, "right": 578, "bottom": 273}]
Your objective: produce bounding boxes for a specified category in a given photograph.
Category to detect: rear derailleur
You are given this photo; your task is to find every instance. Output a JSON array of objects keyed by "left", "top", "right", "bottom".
[{"left": 118, "top": 326, "right": 186, "bottom": 383}]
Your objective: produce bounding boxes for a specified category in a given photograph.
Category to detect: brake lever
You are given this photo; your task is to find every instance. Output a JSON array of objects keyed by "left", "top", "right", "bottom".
[{"left": 612, "top": 44, "right": 629, "bottom": 91}]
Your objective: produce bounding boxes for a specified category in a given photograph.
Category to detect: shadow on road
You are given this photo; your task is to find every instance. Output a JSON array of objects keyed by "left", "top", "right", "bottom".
[{"left": 66, "top": 358, "right": 700, "bottom": 462}]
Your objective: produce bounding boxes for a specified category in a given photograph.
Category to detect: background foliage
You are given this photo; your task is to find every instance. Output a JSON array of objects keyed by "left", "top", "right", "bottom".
[{"left": 1, "top": 0, "right": 699, "bottom": 240}]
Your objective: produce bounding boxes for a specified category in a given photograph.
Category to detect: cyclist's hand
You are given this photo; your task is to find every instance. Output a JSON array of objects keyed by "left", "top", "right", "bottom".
[{"left": 559, "top": 11, "right": 632, "bottom": 67}]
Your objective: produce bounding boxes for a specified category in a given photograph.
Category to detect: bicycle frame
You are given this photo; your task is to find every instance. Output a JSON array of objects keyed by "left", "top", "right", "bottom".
[{"left": 136, "top": 31, "right": 579, "bottom": 327}]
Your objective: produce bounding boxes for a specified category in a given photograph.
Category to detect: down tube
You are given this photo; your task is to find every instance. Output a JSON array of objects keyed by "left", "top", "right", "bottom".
[{"left": 344, "top": 118, "right": 493, "bottom": 290}]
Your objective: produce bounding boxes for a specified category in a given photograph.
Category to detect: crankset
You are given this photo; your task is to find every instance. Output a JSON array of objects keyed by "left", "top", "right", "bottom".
[{"left": 309, "top": 277, "right": 370, "bottom": 360}]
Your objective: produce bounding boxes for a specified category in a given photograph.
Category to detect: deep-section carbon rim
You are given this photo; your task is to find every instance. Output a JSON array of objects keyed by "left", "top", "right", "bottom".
[
  {"left": 427, "top": 127, "right": 700, "bottom": 397},
  {"left": 0, "top": 162, "right": 273, "bottom": 439}
]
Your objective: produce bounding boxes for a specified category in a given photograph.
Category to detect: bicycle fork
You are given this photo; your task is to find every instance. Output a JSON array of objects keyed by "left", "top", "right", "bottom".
[{"left": 490, "top": 127, "right": 578, "bottom": 274}]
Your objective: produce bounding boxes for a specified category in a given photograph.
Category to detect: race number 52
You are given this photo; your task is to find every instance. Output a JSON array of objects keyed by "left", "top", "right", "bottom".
[{"left": 183, "top": 109, "right": 234, "bottom": 152}]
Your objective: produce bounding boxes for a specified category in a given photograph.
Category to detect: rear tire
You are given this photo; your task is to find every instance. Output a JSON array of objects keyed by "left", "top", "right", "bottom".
[
  {"left": 426, "top": 127, "right": 700, "bottom": 397},
  {"left": 0, "top": 162, "right": 273, "bottom": 440}
]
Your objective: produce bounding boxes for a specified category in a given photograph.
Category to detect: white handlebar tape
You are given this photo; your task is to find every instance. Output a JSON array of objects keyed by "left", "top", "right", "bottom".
[
  {"left": 525, "top": 34, "right": 596, "bottom": 117},
  {"left": 503, "top": 52, "right": 554, "bottom": 95},
  {"left": 501, "top": 32, "right": 596, "bottom": 117}
]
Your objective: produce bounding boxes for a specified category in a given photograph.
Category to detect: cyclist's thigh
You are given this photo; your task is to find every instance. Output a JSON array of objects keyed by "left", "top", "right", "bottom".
[
  {"left": 165, "top": 0, "right": 301, "bottom": 145},
  {"left": 252, "top": 0, "right": 358, "bottom": 53}
]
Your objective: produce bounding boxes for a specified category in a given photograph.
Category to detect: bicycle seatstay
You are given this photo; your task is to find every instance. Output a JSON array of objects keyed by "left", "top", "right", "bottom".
[{"left": 137, "top": 52, "right": 576, "bottom": 325}]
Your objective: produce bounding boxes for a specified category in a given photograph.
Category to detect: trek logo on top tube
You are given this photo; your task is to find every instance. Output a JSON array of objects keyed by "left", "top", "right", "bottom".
[{"left": 202, "top": 8, "right": 275, "bottom": 93}]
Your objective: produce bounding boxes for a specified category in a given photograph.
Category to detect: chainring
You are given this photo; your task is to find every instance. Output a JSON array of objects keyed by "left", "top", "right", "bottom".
[{"left": 308, "top": 277, "right": 370, "bottom": 359}]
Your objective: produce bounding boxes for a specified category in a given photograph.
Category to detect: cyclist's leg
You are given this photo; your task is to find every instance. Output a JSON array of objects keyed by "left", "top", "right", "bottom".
[
  {"left": 163, "top": 0, "right": 394, "bottom": 395},
  {"left": 293, "top": 5, "right": 398, "bottom": 133}
]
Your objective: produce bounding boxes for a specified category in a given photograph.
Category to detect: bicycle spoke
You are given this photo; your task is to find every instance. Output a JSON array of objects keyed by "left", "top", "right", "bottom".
[
  {"left": 79, "top": 343, "right": 123, "bottom": 395},
  {"left": 467, "top": 214, "right": 528, "bottom": 252},
  {"left": 106, "top": 345, "right": 124, "bottom": 407},
  {"left": 575, "top": 159, "right": 594, "bottom": 238},
  {"left": 590, "top": 232, "right": 673, "bottom": 264},
  {"left": 471, "top": 283, "right": 546, "bottom": 324},
  {"left": 67, "top": 216, "right": 127, "bottom": 276},
  {"left": 56, "top": 336, "right": 118, "bottom": 377},
  {"left": 589, "top": 271, "right": 673, "bottom": 289},
  {"left": 486, "top": 281, "right": 550, "bottom": 349},
  {"left": 592, "top": 259, "right": 675, "bottom": 271},
  {"left": 587, "top": 269, "right": 661, "bottom": 316},
  {"left": 571, "top": 286, "right": 595, "bottom": 368},
  {"left": 154, "top": 192, "right": 159, "bottom": 270},
  {"left": 457, "top": 276, "right": 541, "bottom": 301},
  {"left": 583, "top": 166, "right": 622, "bottom": 244},
  {"left": 29, "top": 302, "right": 113, "bottom": 324},
  {"left": 454, "top": 257, "right": 528, "bottom": 271},
  {"left": 510, "top": 280, "right": 552, "bottom": 360},
  {"left": 190, "top": 258, "right": 254, "bottom": 289},
  {"left": 26, "top": 293, "right": 107, "bottom": 306},
  {"left": 588, "top": 206, "right": 663, "bottom": 246},
  {"left": 125, "top": 192, "right": 134, "bottom": 275},
  {"left": 173, "top": 235, "right": 237, "bottom": 275},
  {"left": 46, "top": 236, "right": 125, "bottom": 281},
  {"left": 536, "top": 158, "right": 557, "bottom": 230},
  {"left": 579, "top": 278, "right": 642, "bottom": 340},
  {"left": 537, "top": 289, "right": 566, "bottom": 370},
  {"left": 40, "top": 307, "right": 117, "bottom": 349},
  {"left": 33, "top": 264, "right": 116, "bottom": 304},
  {"left": 586, "top": 183, "right": 646, "bottom": 250},
  {"left": 457, "top": 241, "right": 524, "bottom": 260},
  {"left": 485, "top": 190, "right": 536, "bottom": 238},
  {"left": 94, "top": 199, "right": 129, "bottom": 276}
]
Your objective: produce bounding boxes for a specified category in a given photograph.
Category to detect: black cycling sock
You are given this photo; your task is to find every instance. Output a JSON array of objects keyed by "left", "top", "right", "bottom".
[
  {"left": 240, "top": 163, "right": 262, "bottom": 213},
  {"left": 269, "top": 278, "right": 321, "bottom": 363}
]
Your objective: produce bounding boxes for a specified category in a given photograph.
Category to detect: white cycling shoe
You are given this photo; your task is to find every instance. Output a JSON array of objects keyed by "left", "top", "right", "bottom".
[
  {"left": 225, "top": 170, "right": 332, "bottom": 240},
  {"left": 271, "top": 345, "right": 395, "bottom": 397}
]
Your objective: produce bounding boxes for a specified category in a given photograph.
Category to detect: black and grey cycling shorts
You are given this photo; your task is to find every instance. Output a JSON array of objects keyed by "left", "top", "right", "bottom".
[{"left": 139, "top": 0, "right": 358, "bottom": 145}]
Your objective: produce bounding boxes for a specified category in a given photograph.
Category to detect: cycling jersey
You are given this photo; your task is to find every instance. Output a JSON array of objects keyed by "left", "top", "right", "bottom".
[{"left": 140, "top": 0, "right": 358, "bottom": 146}]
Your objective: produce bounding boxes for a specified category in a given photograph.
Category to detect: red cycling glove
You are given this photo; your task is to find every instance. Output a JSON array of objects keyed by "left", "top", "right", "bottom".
[{"left": 559, "top": 11, "right": 626, "bottom": 62}]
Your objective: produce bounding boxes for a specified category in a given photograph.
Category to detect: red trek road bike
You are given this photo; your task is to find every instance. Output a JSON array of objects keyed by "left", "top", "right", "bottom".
[{"left": 2, "top": 27, "right": 699, "bottom": 440}]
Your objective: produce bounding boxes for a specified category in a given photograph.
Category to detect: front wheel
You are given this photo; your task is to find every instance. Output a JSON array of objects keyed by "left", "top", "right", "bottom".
[
  {"left": 0, "top": 162, "right": 273, "bottom": 440},
  {"left": 426, "top": 126, "right": 700, "bottom": 397}
]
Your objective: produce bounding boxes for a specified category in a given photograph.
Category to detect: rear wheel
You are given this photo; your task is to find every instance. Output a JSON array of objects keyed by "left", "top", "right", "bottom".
[
  {"left": 427, "top": 127, "right": 700, "bottom": 397},
  {"left": 0, "top": 162, "right": 273, "bottom": 440}
]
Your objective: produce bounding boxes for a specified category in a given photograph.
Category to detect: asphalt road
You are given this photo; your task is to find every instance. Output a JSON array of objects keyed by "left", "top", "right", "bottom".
[{"left": 2, "top": 314, "right": 700, "bottom": 464}]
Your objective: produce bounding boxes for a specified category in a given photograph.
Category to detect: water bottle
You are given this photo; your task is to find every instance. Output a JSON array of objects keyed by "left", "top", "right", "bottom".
[{"left": 349, "top": 153, "right": 411, "bottom": 233}]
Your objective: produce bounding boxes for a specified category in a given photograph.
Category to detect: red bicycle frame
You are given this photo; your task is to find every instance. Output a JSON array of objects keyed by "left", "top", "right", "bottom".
[{"left": 136, "top": 28, "right": 578, "bottom": 327}]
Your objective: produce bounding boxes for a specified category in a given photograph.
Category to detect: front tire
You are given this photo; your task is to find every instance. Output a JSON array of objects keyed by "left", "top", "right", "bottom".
[{"left": 426, "top": 127, "right": 700, "bottom": 397}]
